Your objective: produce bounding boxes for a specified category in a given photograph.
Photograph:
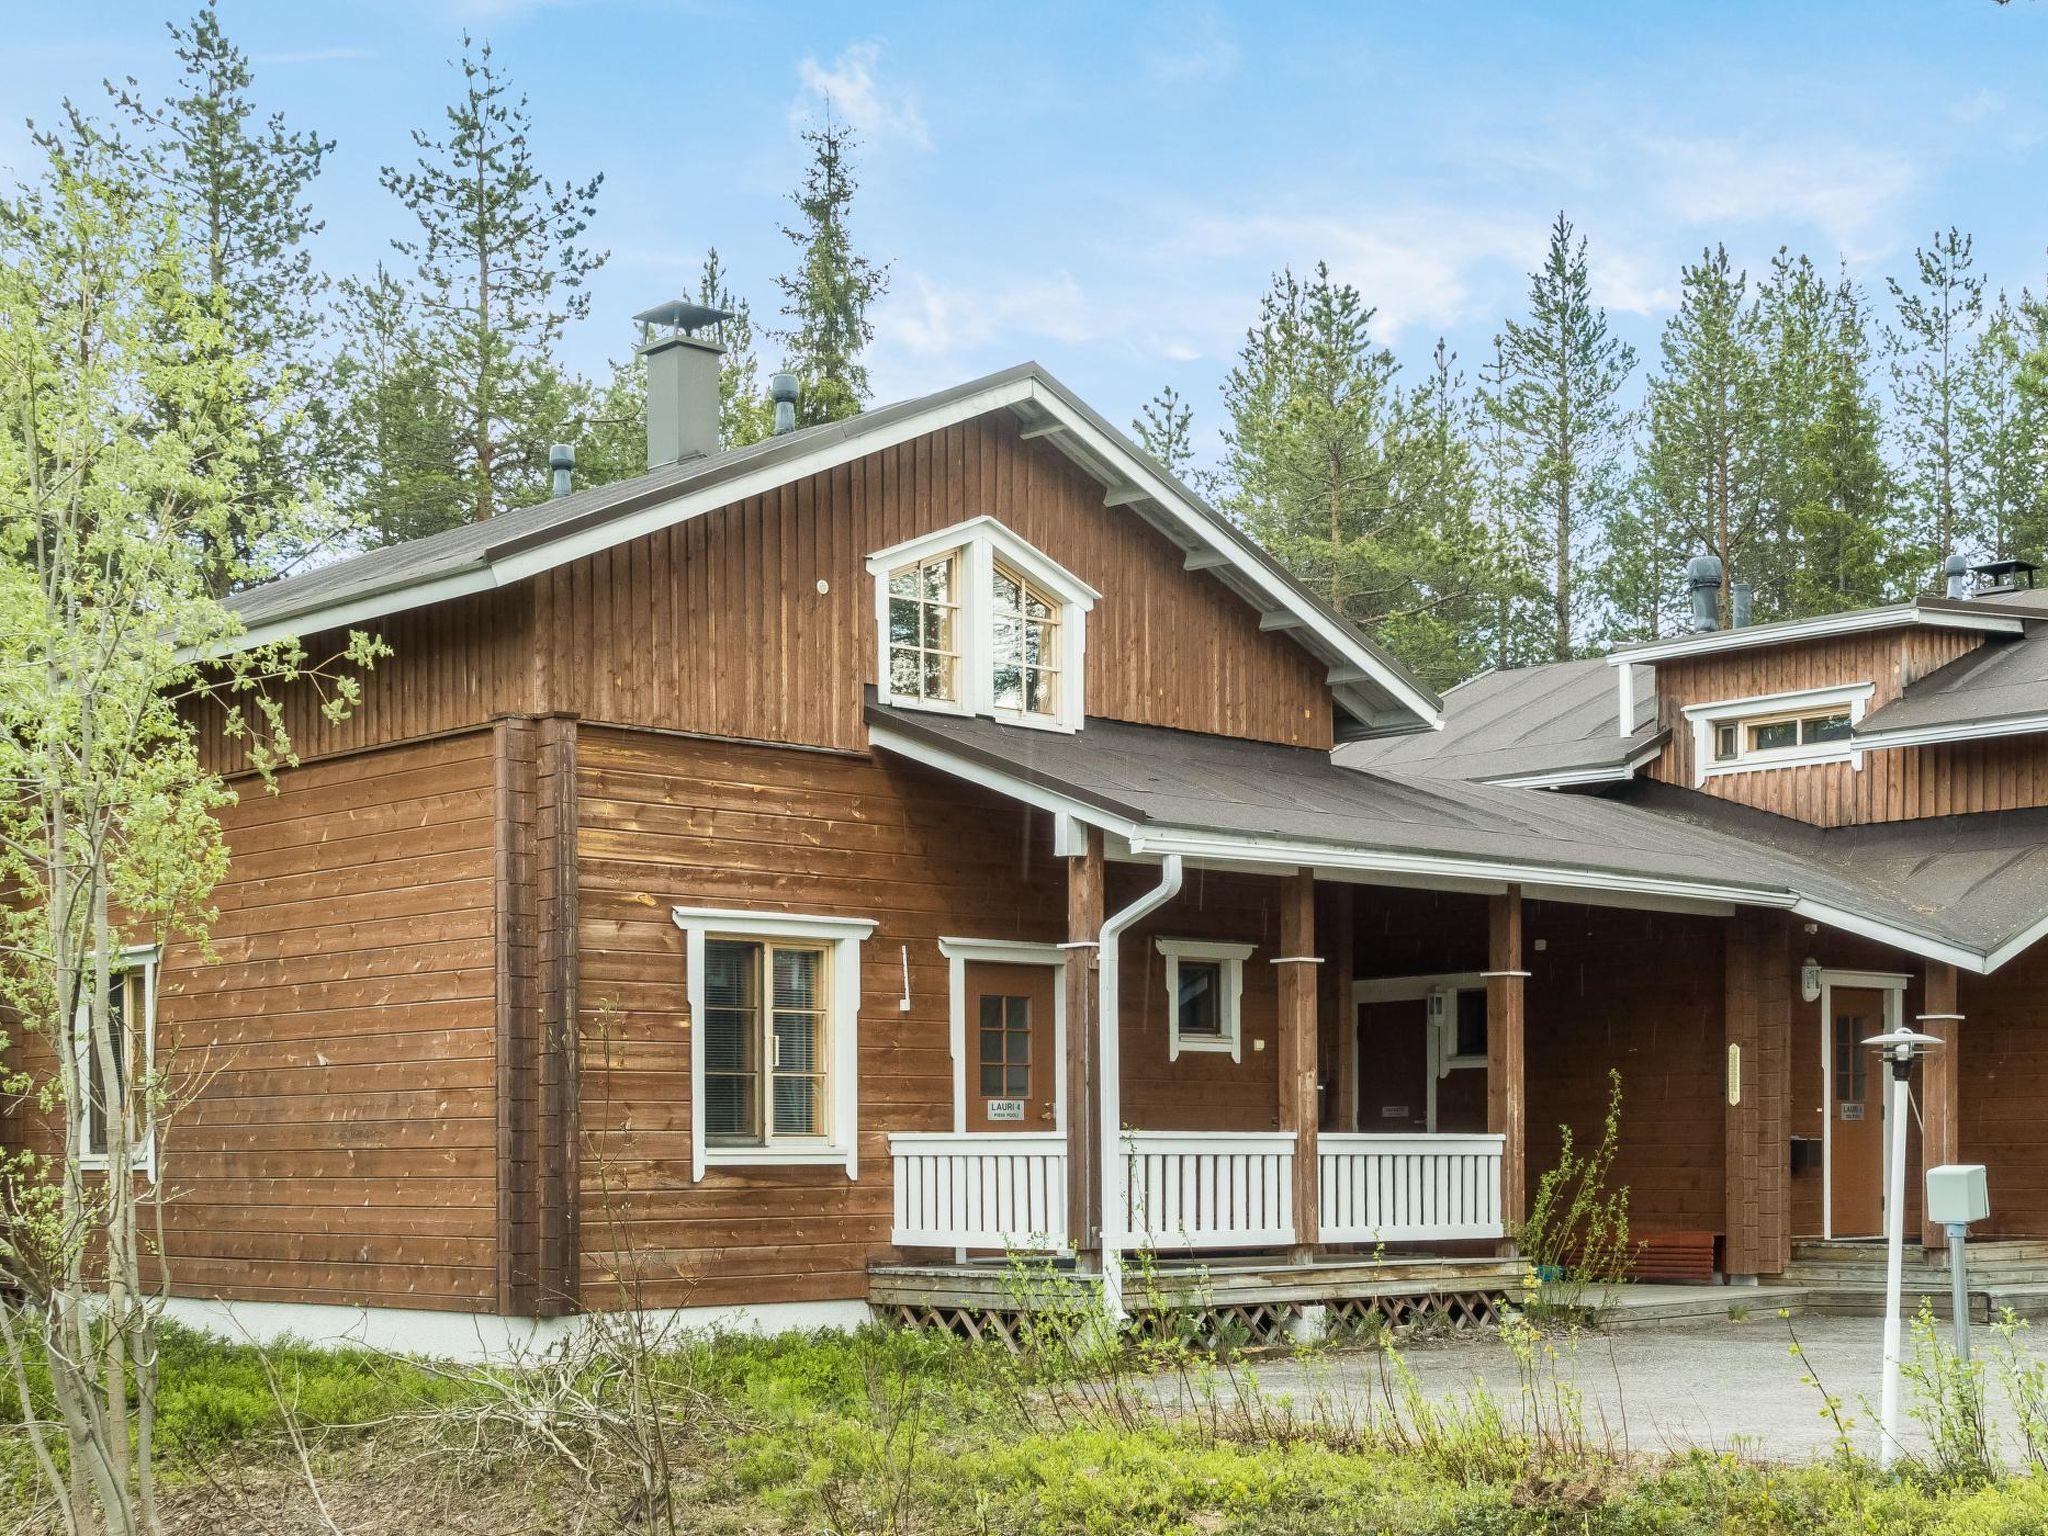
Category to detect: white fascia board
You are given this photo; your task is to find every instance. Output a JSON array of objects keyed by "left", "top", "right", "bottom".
[
  {"left": 196, "top": 567, "right": 499, "bottom": 660},
  {"left": 1124, "top": 826, "right": 1793, "bottom": 909},
  {"left": 1681, "top": 681, "right": 1874, "bottom": 721},
  {"left": 669, "top": 906, "right": 877, "bottom": 942},
  {"left": 1608, "top": 605, "right": 2023, "bottom": 666},
  {"left": 866, "top": 723, "right": 1141, "bottom": 841},
  {"left": 1853, "top": 710, "right": 2048, "bottom": 753},
  {"left": 1019, "top": 380, "right": 1444, "bottom": 731},
  {"left": 1790, "top": 897, "right": 1989, "bottom": 975},
  {"left": 1984, "top": 909, "right": 2048, "bottom": 973},
  {"left": 1485, "top": 740, "right": 1664, "bottom": 789}
]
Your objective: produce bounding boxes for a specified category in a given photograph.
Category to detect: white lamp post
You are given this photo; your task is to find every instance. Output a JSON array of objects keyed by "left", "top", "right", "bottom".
[{"left": 1864, "top": 1026, "right": 1943, "bottom": 1468}]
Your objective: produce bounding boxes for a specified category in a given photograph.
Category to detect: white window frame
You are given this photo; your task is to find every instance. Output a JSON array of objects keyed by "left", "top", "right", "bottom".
[
  {"left": 1682, "top": 682, "right": 1875, "bottom": 785},
  {"left": 75, "top": 944, "right": 158, "bottom": 1178},
  {"left": 1157, "top": 938, "right": 1252, "bottom": 1062},
  {"left": 672, "top": 907, "right": 876, "bottom": 1181},
  {"left": 867, "top": 516, "right": 1099, "bottom": 733}
]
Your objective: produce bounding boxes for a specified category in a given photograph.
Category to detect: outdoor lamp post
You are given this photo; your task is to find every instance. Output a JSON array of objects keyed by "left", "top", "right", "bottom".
[{"left": 1864, "top": 1026, "right": 1943, "bottom": 1469}]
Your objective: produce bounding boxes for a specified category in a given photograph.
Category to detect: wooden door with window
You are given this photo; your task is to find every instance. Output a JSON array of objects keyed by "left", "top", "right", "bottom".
[
  {"left": 1829, "top": 987, "right": 1886, "bottom": 1237},
  {"left": 966, "top": 962, "right": 1057, "bottom": 1132}
]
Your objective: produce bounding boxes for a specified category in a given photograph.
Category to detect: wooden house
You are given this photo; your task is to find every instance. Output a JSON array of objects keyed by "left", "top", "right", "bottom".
[{"left": 18, "top": 309, "right": 2048, "bottom": 1351}]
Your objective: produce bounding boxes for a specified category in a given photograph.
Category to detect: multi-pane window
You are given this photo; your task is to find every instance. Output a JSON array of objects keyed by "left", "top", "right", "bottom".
[
  {"left": 991, "top": 564, "right": 1060, "bottom": 718},
  {"left": 1694, "top": 687, "right": 1870, "bottom": 777},
  {"left": 978, "top": 994, "right": 1031, "bottom": 1097},
  {"left": 1833, "top": 1013, "right": 1869, "bottom": 1106},
  {"left": 77, "top": 958, "right": 153, "bottom": 1170},
  {"left": 702, "top": 938, "right": 828, "bottom": 1144},
  {"left": 886, "top": 553, "right": 960, "bottom": 705}
]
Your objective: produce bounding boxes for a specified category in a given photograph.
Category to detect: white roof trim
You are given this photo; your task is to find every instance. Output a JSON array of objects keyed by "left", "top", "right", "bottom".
[
  {"left": 1484, "top": 738, "right": 1665, "bottom": 789},
  {"left": 205, "top": 367, "right": 1440, "bottom": 734},
  {"left": 866, "top": 514, "right": 1101, "bottom": 609},
  {"left": 1853, "top": 709, "right": 2048, "bottom": 753},
  {"left": 1607, "top": 603, "right": 2023, "bottom": 666}
]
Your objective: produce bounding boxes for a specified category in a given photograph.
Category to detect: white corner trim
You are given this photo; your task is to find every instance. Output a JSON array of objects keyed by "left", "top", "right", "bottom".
[
  {"left": 1156, "top": 938, "right": 1251, "bottom": 1063},
  {"left": 670, "top": 907, "right": 876, "bottom": 1182},
  {"left": 938, "top": 937, "right": 1068, "bottom": 1133},
  {"left": 1616, "top": 661, "right": 1636, "bottom": 739}
]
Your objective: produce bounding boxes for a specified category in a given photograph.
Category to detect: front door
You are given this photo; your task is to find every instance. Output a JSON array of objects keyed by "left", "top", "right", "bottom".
[
  {"left": 965, "top": 962, "right": 1057, "bottom": 1133},
  {"left": 1828, "top": 986, "right": 1887, "bottom": 1237}
]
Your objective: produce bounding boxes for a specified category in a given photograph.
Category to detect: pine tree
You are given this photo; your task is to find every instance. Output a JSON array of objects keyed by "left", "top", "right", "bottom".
[
  {"left": 378, "top": 34, "right": 605, "bottom": 527},
  {"left": 1488, "top": 213, "right": 1635, "bottom": 660},
  {"left": 1133, "top": 385, "right": 1195, "bottom": 479},
  {"left": 110, "top": 0, "right": 332, "bottom": 585},
  {"left": 1636, "top": 245, "right": 1770, "bottom": 628},
  {"left": 1962, "top": 291, "right": 2048, "bottom": 564},
  {"left": 1221, "top": 266, "right": 1484, "bottom": 686},
  {"left": 775, "top": 116, "right": 888, "bottom": 427},
  {"left": 1888, "top": 228, "right": 1986, "bottom": 576},
  {"left": 1471, "top": 336, "right": 1548, "bottom": 669},
  {"left": 699, "top": 247, "right": 774, "bottom": 448},
  {"left": 1761, "top": 256, "right": 1893, "bottom": 614}
]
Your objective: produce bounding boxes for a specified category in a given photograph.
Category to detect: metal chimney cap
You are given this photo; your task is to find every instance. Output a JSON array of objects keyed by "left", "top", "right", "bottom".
[
  {"left": 548, "top": 443, "right": 575, "bottom": 470},
  {"left": 770, "top": 371, "right": 800, "bottom": 403},
  {"left": 632, "top": 299, "right": 732, "bottom": 335},
  {"left": 1685, "top": 553, "right": 1724, "bottom": 588}
]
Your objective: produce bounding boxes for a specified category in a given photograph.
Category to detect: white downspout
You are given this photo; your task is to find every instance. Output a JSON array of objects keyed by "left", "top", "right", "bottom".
[{"left": 1097, "top": 853, "right": 1184, "bottom": 1321}]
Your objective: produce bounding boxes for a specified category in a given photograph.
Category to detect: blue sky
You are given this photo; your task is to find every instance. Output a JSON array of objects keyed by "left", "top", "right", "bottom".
[{"left": 7, "top": 1, "right": 2048, "bottom": 474}]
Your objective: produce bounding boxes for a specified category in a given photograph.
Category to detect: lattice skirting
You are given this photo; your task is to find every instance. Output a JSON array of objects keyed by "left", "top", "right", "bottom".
[{"left": 883, "top": 1287, "right": 1506, "bottom": 1352}]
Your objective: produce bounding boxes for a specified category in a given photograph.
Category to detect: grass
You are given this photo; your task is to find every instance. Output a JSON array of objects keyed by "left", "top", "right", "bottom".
[{"left": 6, "top": 1315, "right": 2048, "bottom": 1532}]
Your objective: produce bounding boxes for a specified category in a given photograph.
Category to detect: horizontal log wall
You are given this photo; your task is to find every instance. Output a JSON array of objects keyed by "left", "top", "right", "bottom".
[{"left": 1647, "top": 627, "right": 2048, "bottom": 826}]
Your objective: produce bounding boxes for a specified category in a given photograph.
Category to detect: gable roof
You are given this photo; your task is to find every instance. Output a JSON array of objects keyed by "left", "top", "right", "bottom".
[
  {"left": 228, "top": 362, "right": 1441, "bottom": 737},
  {"left": 1604, "top": 596, "right": 2024, "bottom": 666},
  {"left": 1333, "top": 657, "right": 1664, "bottom": 786},
  {"left": 866, "top": 697, "right": 2048, "bottom": 972}
]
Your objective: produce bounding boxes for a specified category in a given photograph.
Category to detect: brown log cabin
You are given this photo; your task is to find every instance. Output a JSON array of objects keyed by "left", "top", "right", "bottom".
[{"left": 18, "top": 309, "right": 2048, "bottom": 1352}]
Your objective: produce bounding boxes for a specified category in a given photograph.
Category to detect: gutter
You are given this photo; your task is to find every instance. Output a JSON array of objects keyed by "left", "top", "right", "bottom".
[{"left": 1096, "top": 853, "right": 1183, "bottom": 1320}]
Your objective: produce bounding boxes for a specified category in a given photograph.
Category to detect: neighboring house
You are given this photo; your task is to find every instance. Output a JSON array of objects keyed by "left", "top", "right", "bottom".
[{"left": 15, "top": 305, "right": 2048, "bottom": 1351}]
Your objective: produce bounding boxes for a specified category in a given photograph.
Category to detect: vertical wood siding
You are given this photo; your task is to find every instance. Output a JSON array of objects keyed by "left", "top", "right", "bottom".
[{"left": 1646, "top": 627, "right": 2048, "bottom": 826}]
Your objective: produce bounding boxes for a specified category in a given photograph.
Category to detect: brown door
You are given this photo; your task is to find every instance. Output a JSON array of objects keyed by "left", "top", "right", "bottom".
[
  {"left": 965, "top": 962, "right": 1057, "bottom": 1133},
  {"left": 1357, "top": 999, "right": 1428, "bottom": 1131},
  {"left": 1829, "top": 987, "right": 1886, "bottom": 1237}
]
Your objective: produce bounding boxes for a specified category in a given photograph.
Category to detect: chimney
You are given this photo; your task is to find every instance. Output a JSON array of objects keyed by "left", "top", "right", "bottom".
[
  {"left": 1730, "top": 580, "right": 1753, "bottom": 629},
  {"left": 1686, "top": 553, "right": 1724, "bottom": 633},
  {"left": 1943, "top": 553, "right": 1971, "bottom": 599},
  {"left": 633, "top": 300, "right": 730, "bottom": 468},
  {"left": 770, "top": 370, "right": 800, "bottom": 436},
  {"left": 549, "top": 442, "right": 575, "bottom": 499}
]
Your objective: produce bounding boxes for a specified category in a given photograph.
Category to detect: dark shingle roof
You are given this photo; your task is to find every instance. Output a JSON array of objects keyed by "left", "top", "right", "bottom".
[
  {"left": 1856, "top": 629, "right": 2048, "bottom": 740},
  {"left": 866, "top": 700, "right": 2048, "bottom": 960},
  {"left": 1334, "top": 657, "right": 1662, "bottom": 783}
]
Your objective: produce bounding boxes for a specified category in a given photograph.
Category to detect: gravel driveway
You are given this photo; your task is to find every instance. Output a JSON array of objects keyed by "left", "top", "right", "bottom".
[{"left": 1146, "top": 1313, "right": 2048, "bottom": 1462}]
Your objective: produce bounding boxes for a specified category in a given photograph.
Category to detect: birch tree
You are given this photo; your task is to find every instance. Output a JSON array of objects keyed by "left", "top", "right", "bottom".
[{"left": 0, "top": 111, "right": 381, "bottom": 1536}]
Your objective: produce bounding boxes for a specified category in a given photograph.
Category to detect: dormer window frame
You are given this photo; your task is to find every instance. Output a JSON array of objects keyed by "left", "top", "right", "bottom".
[
  {"left": 867, "top": 517, "right": 1098, "bottom": 734},
  {"left": 1682, "top": 681, "right": 1875, "bottom": 785}
]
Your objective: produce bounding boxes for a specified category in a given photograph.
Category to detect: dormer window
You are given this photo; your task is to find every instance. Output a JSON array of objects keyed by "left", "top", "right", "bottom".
[
  {"left": 868, "top": 517, "right": 1098, "bottom": 732},
  {"left": 1685, "top": 682, "right": 1874, "bottom": 783}
]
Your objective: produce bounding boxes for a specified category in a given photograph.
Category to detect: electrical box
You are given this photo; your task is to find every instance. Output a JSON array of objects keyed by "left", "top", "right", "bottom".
[{"left": 1926, "top": 1163, "right": 1990, "bottom": 1226}]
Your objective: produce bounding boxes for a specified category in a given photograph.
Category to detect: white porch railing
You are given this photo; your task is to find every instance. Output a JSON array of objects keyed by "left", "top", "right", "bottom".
[
  {"left": 1120, "top": 1131, "right": 1296, "bottom": 1249},
  {"left": 1317, "top": 1133, "right": 1505, "bottom": 1244},
  {"left": 890, "top": 1132, "right": 1067, "bottom": 1249}
]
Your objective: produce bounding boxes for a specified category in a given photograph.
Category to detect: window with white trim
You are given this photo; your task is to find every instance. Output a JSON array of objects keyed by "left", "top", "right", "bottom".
[
  {"left": 868, "top": 517, "right": 1098, "bottom": 731},
  {"left": 76, "top": 947, "right": 157, "bottom": 1174},
  {"left": 1157, "top": 939, "right": 1252, "bottom": 1062},
  {"left": 1430, "top": 986, "right": 1487, "bottom": 1072},
  {"left": 673, "top": 907, "right": 875, "bottom": 1180},
  {"left": 1684, "top": 682, "right": 1874, "bottom": 783}
]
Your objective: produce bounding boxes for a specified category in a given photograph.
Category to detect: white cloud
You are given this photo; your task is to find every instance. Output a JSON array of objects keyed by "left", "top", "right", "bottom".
[
  {"left": 1641, "top": 134, "right": 1919, "bottom": 261},
  {"left": 879, "top": 269, "right": 1093, "bottom": 359},
  {"left": 793, "top": 41, "right": 931, "bottom": 150},
  {"left": 1144, "top": 7, "right": 1239, "bottom": 85},
  {"left": 1587, "top": 244, "right": 1677, "bottom": 317}
]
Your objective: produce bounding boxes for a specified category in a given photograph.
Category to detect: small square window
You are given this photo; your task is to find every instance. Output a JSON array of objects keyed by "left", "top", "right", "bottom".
[
  {"left": 1714, "top": 723, "right": 1738, "bottom": 761},
  {"left": 1158, "top": 941, "right": 1252, "bottom": 1062}
]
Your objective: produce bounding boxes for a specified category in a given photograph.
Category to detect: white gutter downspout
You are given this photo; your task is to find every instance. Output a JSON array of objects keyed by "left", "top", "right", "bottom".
[{"left": 1097, "top": 853, "right": 1183, "bottom": 1321}]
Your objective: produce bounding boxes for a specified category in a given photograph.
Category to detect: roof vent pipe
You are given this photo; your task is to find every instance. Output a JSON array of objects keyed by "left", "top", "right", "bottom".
[
  {"left": 1943, "top": 553, "right": 1971, "bottom": 600},
  {"left": 548, "top": 442, "right": 575, "bottom": 499},
  {"left": 1686, "top": 553, "right": 1724, "bottom": 633},
  {"left": 770, "top": 371, "right": 799, "bottom": 436},
  {"left": 1730, "top": 580, "right": 1753, "bottom": 629},
  {"left": 634, "top": 300, "right": 730, "bottom": 468}
]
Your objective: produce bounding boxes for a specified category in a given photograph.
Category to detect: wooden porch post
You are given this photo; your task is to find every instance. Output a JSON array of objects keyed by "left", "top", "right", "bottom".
[
  {"left": 1328, "top": 884, "right": 1358, "bottom": 1133},
  {"left": 1486, "top": 887, "right": 1528, "bottom": 1240},
  {"left": 1277, "top": 869, "right": 1321, "bottom": 1258},
  {"left": 1723, "top": 909, "right": 1792, "bottom": 1280},
  {"left": 1919, "top": 961, "right": 1962, "bottom": 1252},
  {"left": 1064, "top": 826, "right": 1105, "bottom": 1266}
]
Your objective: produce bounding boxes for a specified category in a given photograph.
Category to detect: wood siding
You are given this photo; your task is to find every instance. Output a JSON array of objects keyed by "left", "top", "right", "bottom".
[
  {"left": 202, "top": 410, "right": 1336, "bottom": 777},
  {"left": 1959, "top": 943, "right": 2048, "bottom": 1240},
  {"left": 1647, "top": 627, "right": 2048, "bottom": 826}
]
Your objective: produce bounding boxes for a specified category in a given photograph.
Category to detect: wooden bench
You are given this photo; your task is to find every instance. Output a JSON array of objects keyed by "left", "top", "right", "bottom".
[{"left": 1626, "top": 1230, "right": 1721, "bottom": 1283}]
